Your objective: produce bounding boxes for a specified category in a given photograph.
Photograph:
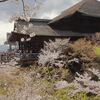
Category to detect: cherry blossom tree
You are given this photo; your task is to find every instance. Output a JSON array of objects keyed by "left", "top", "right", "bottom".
[
  {"left": 38, "top": 38, "right": 70, "bottom": 66},
  {"left": 0, "top": 0, "right": 45, "bottom": 22}
]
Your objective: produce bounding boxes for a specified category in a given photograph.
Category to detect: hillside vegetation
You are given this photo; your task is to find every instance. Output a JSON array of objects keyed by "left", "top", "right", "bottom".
[{"left": 0, "top": 33, "right": 100, "bottom": 100}]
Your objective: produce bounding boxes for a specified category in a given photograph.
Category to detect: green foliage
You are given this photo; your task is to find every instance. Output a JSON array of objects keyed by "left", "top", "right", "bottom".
[
  {"left": 38, "top": 37, "right": 99, "bottom": 75},
  {"left": 93, "top": 46, "right": 100, "bottom": 55},
  {"left": 73, "top": 92, "right": 88, "bottom": 100},
  {"left": 73, "top": 92, "right": 100, "bottom": 100},
  {"left": 55, "top": 86, "right": 76, "bottom": 100},
  {"left": 55, "top": 89, "right": 100, "bottom": 100},
  {"left": 65, "top": 39, "right": 99, "bottom": 73},
  {"left": 68, "top": 39, "right": 96, "bottom": 62},
  {"left": 42, "top": 65, "right": 69, "bottom": 81},
  {"left": 31, "top": 37, "right": 100, "bottom": 100},
  {"left": 45, "top": 66, "right": 54, "bottom": 76},
  {"left": 33, "top": 38, "right": 100, "bottom": 82},
  {"left": 55, "top": 88, "right": 70, "bottom": 100},
  {"left": 0, "top": 83, "right": 7, "bottom": 95},
  {"left": 32, "top": 79, "right": 55, "bottom": 97}
]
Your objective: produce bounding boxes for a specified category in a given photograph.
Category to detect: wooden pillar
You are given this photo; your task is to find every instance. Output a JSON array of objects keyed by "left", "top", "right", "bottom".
[
  {"left": 9, "top": 43, "right": 12, "bottom": 51},
  {"left": 29, "top": 42, "right": 32, "bottom": 53},
  {"left": 18, "top": 41, "right": 23, "bottom": 53},
  {"left": 19, "top": 41, "right": 21, "bottom": 50},
  {"left": 21, "top": 42, "right": 24, "bottom": 53}
]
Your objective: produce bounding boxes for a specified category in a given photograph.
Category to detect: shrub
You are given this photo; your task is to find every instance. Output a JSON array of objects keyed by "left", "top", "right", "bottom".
[
  {"left": 54, "top": 68, "right": 100, "bottom": 99},
  {"left": 68, "top": 39, "right": 95, "bottom": 62},
  {"left": 0, "top": 83, "right": 7, "bottom": 95},
  {"left": 41, "top": 65, "right": 69, "bottom": 81},
  {"left": 66, "top": 39, "right": 98, "bottom": 70},
  {"left": 38, "top": 38, "right": 99, "bottom": 78},
  {"left": 68, "top": 68, "right": 100, "bottom": 97},
  {"left": 38, "top": 38, "right": 70, "bottom": 67},
  {"left": 55, "top": 86, "right": 100, "bottom": 100},
  {"left": 93, "top": 46, "right": 100, "bottom": 55},
  {"left": 90, "top": 33, "right": 100, "bottom": 46}
]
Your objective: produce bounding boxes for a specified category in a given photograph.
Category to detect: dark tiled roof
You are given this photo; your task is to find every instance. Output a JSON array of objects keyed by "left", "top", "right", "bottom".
[
  {"left": 14, "top": 19, "right": 58, "bottom": 36},
  {"left": 50, "top": 0, "right": 100, "bottom": 24},
  {"left": 54, "top": 29, "right": 94, "bottom": 36},
  {"left": 12, "top": 18, "right": 95, "bottom": 38},
  {"left": 18, "top": 18, "right": 51, "bottom": 23}
]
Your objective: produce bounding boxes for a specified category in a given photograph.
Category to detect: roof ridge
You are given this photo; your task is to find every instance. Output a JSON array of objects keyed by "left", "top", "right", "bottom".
[
  {"left": 61, "top": 0, "right": 87, "bottom": 14},
  {"left": 49, "top": 0, "right": 99, "bottom": 24},
  {"left": 17, "top": 18, "right": 51, "bottom": 23},
  {"left": 49, "top": 0, "right": 87, "bottom": 24},
  {"left": 78, "top": 0, "right": 96, "bottom": 10}
]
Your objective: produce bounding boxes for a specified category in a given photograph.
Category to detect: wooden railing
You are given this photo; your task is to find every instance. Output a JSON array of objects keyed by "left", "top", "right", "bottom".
[
  {"left": 0, "top": 52, "right": 38, "bottom": 64},
  {"left": 20, "top": 53, "right": 38, "bottom": 61},
  {"left": 0, "top": 52, "right": 18, "bottom": 63}
]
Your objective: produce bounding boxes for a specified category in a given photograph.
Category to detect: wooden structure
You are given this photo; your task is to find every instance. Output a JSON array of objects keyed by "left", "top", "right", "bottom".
[
  {"left": 8, "top": 0, "right": 100, "bottom": 54},
  {"left": 5, "top": 33, "right": 18, "bottom": 52},
  {"left": 49, "top": 0, "right": 100, "bottom": 35},
  {"left": 8, "top": 19, "right": 66, "bottom": 53}
]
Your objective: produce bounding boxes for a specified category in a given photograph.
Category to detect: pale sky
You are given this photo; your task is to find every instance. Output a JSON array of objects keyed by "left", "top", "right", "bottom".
[{"left": 0, "top": 0, "right": 81, "bottom": 45}]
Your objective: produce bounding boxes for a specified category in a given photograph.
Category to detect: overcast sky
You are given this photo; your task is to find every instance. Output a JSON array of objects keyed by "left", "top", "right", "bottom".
[{"left": 0, "top": 0, "right": 81, "bottom": 45}]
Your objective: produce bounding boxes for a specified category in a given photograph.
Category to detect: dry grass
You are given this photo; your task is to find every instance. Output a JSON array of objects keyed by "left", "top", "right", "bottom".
[
  {"left": 0, "top": 67, "right": 56, "bottom": 100},
  {"left": 0, "top": 65, "right": 99, "bottom": 100}
]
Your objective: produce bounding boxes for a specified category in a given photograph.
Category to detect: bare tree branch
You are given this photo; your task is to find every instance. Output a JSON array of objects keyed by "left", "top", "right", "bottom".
[
  {"left": 0, "top": 0, "right": 9, "bottom": 2},
  {"left": 21, "top": 0, "right": 25, "bottom": 16}
]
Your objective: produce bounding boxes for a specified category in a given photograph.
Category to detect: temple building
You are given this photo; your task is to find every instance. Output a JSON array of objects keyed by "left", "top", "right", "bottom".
[
  {"left": 5, "top": 33, "right": 18, "bottom": 52},
  {"left": 8, "top": 19, "right": 66, "bottom": 53},
  {"left": 8, "top": 0, "right": 100, "bottom": 53},
  {"left": 49, "top": 0, "right": 100, "bottom": 35}
]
